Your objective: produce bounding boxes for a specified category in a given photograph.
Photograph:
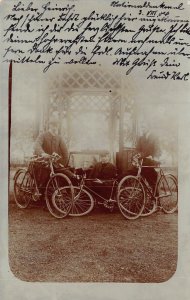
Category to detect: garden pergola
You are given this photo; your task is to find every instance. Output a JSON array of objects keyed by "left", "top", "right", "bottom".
[{"left": 41, "top": 66, "right": 138, "bottom": 172}]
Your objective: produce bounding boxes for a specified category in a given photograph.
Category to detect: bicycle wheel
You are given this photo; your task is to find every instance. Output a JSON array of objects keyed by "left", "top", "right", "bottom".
[
  {"left": 13, "top": 169, "right": 32, "bottom": 208},
  {"left": 69, "top": 187, "right": 94, "bottom": 216},
  {"left": 117, "top": 176, "right": 145, "bottom": 220},
  {"left": 157, "top": 174, "right": 178, "bottom": 214},
  {"left": 45, "top": 173, "right": 73, "bottom": 218},
  {"left": 141, "top": 187, "right": 156, "bottom": 217}
]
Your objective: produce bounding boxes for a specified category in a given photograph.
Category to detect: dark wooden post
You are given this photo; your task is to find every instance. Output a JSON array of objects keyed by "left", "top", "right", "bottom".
[{"left": 8, "top": 62, "right": 12, "bottom": 171}]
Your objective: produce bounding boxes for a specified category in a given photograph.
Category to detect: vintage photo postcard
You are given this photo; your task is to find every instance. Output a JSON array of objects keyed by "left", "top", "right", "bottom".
[{"left": 0, "top": 0, "right": 190, "bottom": 299}]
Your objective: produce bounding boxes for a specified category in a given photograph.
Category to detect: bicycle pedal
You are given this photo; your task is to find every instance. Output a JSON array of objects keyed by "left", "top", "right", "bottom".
[
  {"left": 159, "top": 193, "right": 170, "bottom": 197},
  {"left": 33, "top": 192, "right": 42, "bottom": 202},
  {"left": 108, "top": 199, "right": 115, "bottom": 203},
  {"left": 34, "top": 193, "right": 42, "bottom": 197}
]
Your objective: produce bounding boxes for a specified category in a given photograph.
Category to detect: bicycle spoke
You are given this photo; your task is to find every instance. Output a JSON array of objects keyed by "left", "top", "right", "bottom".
[
  {"left": 69, "top": 187, "right": 94, "bottom": 217},
  {"left": 14, "top": 170, "right": 32, "bottom": 208},
  {"left": 158, "top": 175, "right": 178, "bottom": 214},
  {"left": 45, "top": 175, "right": 73, "bottom": 218}
]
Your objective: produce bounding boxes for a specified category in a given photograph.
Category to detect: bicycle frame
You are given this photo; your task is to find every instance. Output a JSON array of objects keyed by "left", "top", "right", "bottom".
[
  {"left": 17, "top": 154, "right": 68, "bottom": 201},
  {"left": 76, "top": 176, "right": 119, "bottom": 207},
  {"left": 28, "top": 160, "right": 42, "bottom": 199},
  {"left": 136, "top": 159, "right": 175, "bottom": 205}
]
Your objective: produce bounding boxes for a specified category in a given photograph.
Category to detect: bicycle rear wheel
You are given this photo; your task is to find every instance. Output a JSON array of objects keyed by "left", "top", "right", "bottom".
[
  {"left": 13, "top": 169, "right": 32, "bottom": 208},
  {"left": 117, "top": 176, "right": 145, "bottom": 220},
  {"left": 45, "top": 173, "right": 73, "bottom": 218},
  {"left": 157, "top": 174, "right": 178, "bottom": 214}
]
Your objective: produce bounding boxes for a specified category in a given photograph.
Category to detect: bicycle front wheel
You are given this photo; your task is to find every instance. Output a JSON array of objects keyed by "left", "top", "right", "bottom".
[
  {"left": 45, "top": 173, "right": 74, "bottom": 219},
  {"left": 69, "top": 187, "right": 94, "bottom": 216},
  {"left": 157, "top": 174, "right": 178, "bottom": 214},
  {"left": 13, "top": 169, "right": 32, "bottom": 208},
  {"left": 141, "top": 187, "right": 156, "bottom": 217},
  {"left": 117, "top": 176, "right": 145, "bottom": 220}
]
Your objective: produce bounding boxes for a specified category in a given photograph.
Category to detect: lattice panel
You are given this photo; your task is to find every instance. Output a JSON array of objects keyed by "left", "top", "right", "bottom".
[
  {"left": 70, "top": 94, "right": 113, "bottom": 112},
  {"left": 47, "top": 68, "right": 122, "bottom": 119},
  {"left": 123, "top": 97, "right": 137, "bottom": 147},
  {"left": 48, "top": 68, "right": 121, "bottom": 91},
  {"left": 44, "top": 67, "right": 137, "bottom": 153},
  {"left": 59, "top": 92, "right": 118, "bottom": 151}
]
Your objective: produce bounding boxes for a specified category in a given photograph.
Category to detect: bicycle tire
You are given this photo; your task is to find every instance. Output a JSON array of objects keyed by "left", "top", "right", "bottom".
[
  {"left": 157, "top": 174, "right": 178, "bottom": 214},
  {"left": 13, "top": 169, "right": 32, "bottom": 208},
  {"left": 141, "top": 187, "right": 156, "bottom": 217},
  {"left": 69, "top": 186, "right": 95, "bottom": 216},
  {"left": 45, "top": 173, "right": 74, "bottom": 218},
  {"left": 117, "top": 176, "right": 146, "bottom": 220}
]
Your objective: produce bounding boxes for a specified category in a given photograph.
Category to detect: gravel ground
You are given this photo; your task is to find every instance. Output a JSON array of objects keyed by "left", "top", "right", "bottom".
[{"left": 9, "top": 200, "right": 177, "bottom": 283}]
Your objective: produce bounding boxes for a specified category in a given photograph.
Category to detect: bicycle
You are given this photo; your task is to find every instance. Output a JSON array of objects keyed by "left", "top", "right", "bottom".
[
  {"left": 13, "top": 153, "right": 74, "bottom": 218},
  {"left": 52, "top": 170, "right": 146, "bottom": 220},
  {"left": 117, "top": 155, "right": 178, "bottom": 218}
]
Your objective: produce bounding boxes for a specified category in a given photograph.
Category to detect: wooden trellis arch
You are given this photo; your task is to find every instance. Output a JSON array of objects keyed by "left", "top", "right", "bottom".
[{"left": 43, "top": 66, "right": 137, "bottom": 169}]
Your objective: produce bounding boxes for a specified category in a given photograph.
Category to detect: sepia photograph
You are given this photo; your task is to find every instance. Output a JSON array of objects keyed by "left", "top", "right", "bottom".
[
  {"left": 9, "top": 63, "right": 178, "bottom": 282},
  {"left": 1, "top": 0, "right": 190, "bottom": 299}
]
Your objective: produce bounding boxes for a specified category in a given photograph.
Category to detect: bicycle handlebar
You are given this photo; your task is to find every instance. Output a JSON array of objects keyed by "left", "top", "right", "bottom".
[
  {"left": 132, "top": 154, "right": 161, "bottom": 169},
  {"left": 27, "top": 153, "right": 61, "bottom": 164}
]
